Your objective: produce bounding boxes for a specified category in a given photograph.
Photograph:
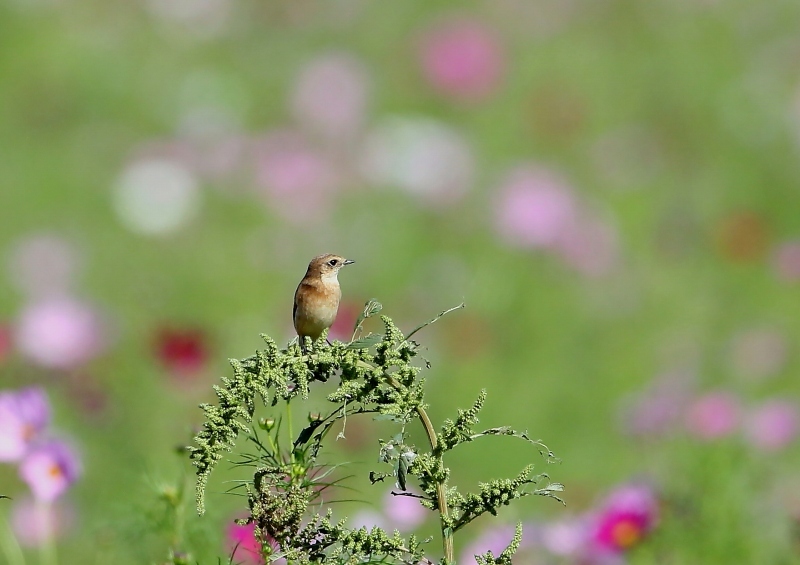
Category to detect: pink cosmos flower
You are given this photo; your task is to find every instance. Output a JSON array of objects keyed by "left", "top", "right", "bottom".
[
  {"left": 253, "top": 130, "right": 340, "bottom": 224},
  {"left": 554, "top": 213, "right": 619, "bottom": 277},
  {"left": 685, "top": 391, "right": 741, "bottom": 440},
  {"left": 0, "top": 387, "right": 50, "bottom": 462},
  {"left": 291, "top": 52, "right": 371, "bottom": 142},
  {"left": 11, "top": 497, "right": 75, "bottom": 548},
  {"left": 589, "top": 483, "right": 659, "bottom": 556},
  {"left": 743, "top": 400, "right": 799, "bottom": 451},
  {"left": 620, "top": 370, "right": 694, "bottom": 438},
  {"left": 19, "top": 440, "right": 81, "bottom": 502},
  {"left": 419, "top": 18, "right": 505, "bottom": 103},
  {"left": 15, "top": 298, "right": 105, "bottom": 370},
  {"left": 226, "top": 520, "right": 279, "bottom": 565},
  {"left": 493, "top": 166, "right": 578, "bottom": 250},
  {"left": 771, "top": 240, "right": 800, "bottom": 282},
  {"left": 539, "top": 517, "right": 591, "bottom": 556},
  {"left": 383, "top": 490, "right": 428, "bottom": 531}
]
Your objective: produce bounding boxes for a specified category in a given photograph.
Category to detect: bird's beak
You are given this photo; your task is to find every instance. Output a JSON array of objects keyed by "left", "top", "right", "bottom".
[{"left": 343, "top": 259, "right": 355, "bottom": 265}]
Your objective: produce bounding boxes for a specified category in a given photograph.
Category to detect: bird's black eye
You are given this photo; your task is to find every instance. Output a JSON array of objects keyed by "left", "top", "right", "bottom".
[{"left": 328, "top": 259, "right": 338, "bottom": 267}]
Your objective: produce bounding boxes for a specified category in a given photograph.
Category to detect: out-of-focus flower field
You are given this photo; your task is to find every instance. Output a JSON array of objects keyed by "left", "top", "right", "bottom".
[{"left": 2, "top": 1, "right": 800, "bottom": 563}]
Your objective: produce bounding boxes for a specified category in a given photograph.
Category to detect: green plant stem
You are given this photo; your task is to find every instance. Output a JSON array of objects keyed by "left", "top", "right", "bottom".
[
  {"left": 0, "top": 513, "right": 26, "bottom": 565},
  {"left": 386, "top": 374, "right": 453, "bottom": 565}
]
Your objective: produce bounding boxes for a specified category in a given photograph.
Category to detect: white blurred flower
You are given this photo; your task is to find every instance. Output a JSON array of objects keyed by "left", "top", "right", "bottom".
[
  {"left": 15, "top": 298, "right": 105, "bottom": 370},
  {"left": 113, "top": 158, "right": 201, "bottom": 235},
  {"left": 291, "top": 52, "right": 371, "bottom": 142},
  {"left": 360, "top": 117, "right": 474, "bottom": 207},
  {"left": 7, "top": 233, "right": 81, "bottom": 299},
  {"left": 145, "top": 0, "right": 232, "bottom": 37}
]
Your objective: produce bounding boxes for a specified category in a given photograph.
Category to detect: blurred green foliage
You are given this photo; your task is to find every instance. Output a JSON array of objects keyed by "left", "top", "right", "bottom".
[{"left": 1, "top": 0, "right": 800, "bottom": 563}]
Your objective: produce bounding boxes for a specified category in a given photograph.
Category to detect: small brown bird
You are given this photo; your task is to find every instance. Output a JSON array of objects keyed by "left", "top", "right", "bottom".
[{"left": 293, "top": 253, "right": 355, "bottom": 348}]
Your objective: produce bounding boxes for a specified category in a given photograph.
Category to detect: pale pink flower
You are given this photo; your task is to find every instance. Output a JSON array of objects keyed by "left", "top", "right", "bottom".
[
  {"left": 0, "top": 387, "right": 50, "bottom": 462},
  {"left": 554, "top": 213, "right": 619, "bottom": 277},
  {"left": 620, "top": 370, "right": 694, "bottom": 438},
  {"left": 19, "top": 440, "right": 81, "bottom": 502},
  {"left": 685, "top": 391, "right": 741, "bottom": 440},
  {"left": 771, "top": 240, "right": 800, "bottom": 282},
  {"left": 493, "top": 166, "right": 578, "bottom": 249},
  {"left": 744, "top": 400, "right": 799, "bottom": 451},
  {"left": 7, "top": 233, "right": 81, "bottom": 299},
  {"left": 383, "top": 490, "right": 427, "bottom": 531},
  {"left": 11, "top": 497, "right": 75, "bottom": 548},
  {"left": 253, "top": 130, "right": 340, "bottom": 224},
  {"left": 540, "top": 518, "right": 590, "bottom": 556},
  {"left": 460, "top": 524, "right": 516, "bottom": 565},
  {"left": 349, "top": 510, "right": 388, "bottom": 532},
  {"left": 291, "top": 52, "right": 371, "bottom": 142},
  {"left": 419, "top": 18, "right": 504, "bottom": 103},
  {"left": 15, "top": 298, "right": 105, "bottom": 370}
]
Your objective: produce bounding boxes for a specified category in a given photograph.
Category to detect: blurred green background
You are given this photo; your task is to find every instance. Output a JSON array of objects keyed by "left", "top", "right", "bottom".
[{"left": 2, "top": 0, "right": 800, "bottom": 563}]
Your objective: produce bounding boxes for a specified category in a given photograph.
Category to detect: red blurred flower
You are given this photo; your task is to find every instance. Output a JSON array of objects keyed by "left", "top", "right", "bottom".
[{"left": 154, "top": 327, "right": 210, "bottom": 380}]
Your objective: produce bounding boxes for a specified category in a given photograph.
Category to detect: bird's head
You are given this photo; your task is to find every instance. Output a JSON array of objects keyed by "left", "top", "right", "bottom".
[{"left": 307, "top": 254, "right": 355, "bottom": 281}]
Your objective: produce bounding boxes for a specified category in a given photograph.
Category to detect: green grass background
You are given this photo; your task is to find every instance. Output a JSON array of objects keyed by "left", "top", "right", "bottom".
[{"left": 2, "top": 1, "right": 800, "bottom": 563}]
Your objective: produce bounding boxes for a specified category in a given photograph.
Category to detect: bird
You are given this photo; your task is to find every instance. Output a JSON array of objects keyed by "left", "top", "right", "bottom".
[{"left": 293, "top": 253, "right": 355, "bottom": 350}]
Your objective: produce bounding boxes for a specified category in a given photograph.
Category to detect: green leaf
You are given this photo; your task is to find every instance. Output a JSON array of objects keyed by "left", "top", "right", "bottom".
[{"left": 346, "top": 334, "right": 384, "bottom": 349}]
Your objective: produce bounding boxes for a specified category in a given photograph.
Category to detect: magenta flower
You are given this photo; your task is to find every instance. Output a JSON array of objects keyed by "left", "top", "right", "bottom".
[
  {"left": 383, "top": 490, "right": 428, "bottom": 531},
  {"left": 685, "top": 391, "right": 741, "bottom": 440},
  {"left": 590, "top": 483, "right": 659, "bottom": 555},
  {"left": 744, "top": 400, "right": 799, "bottom": 451},
  {"left": 19, "top": 440, "right": 81, "bottom": 502},
  {"left": 253, "top": 130, "right": 340, "bottom": 224},
  {"left": 419, "top": 18, "right": 505, "bottom": 103},
  {"left": 15, "top": 298, "right": 105, "bottom": 370},
  {"left": 771, "top": 240, "right": 800, "bottom": 282},
  {"left": 0, "top": 387, "right": 50, "bottom": 462},
  {"left": 11, "top": 497, "right": 75, "bottom": 548},
  {"left": 226, "top": 520, "right": 274, "bottom": 565},
  {"left": 291, "top": 52, "right": 371, "bottom": 142},
  {"left": 493, "top": 166, "right": 578, "bottom": 249}
]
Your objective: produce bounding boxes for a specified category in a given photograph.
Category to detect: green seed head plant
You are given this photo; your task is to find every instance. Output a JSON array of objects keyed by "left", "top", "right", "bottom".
[{"left": 188, "top": 300, "right": 564, "bottom": 565}]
